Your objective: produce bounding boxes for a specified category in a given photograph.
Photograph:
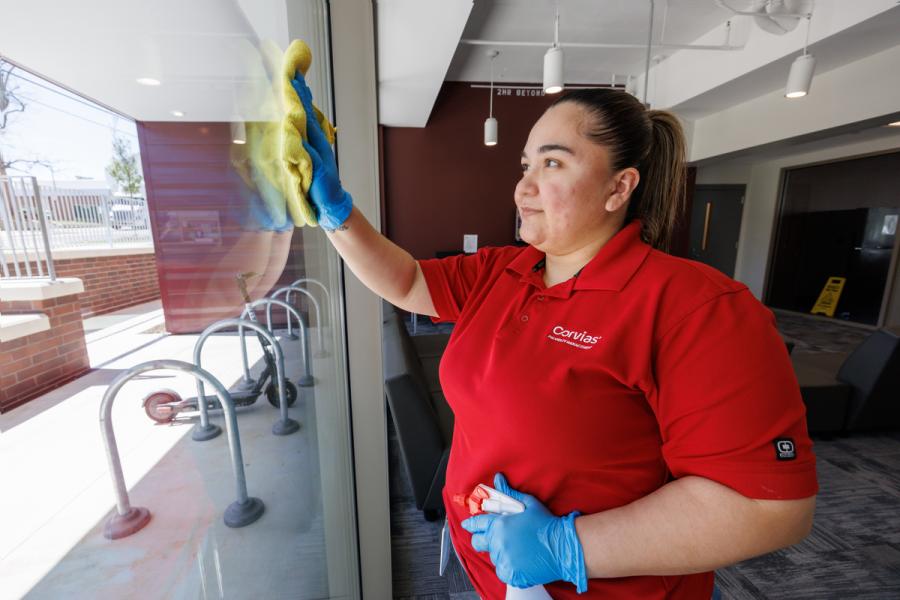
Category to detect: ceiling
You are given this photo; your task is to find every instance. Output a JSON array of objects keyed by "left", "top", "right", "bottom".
[
  {"left": 0, "top": 0, "right": 787, "bottom": 123},
  {"left": 672, "top": 5, "right": 900, "bottom": 119},
  {"left": 0, "top": 0, "right": 330, "bottom": 123},
  {"left": 377, "top": 0, "right": 737, "bottom": 126},
  {"left": 445, "top": 0, "right": 729, "bottom": 86},
  {"left": 0, "top": 0, "right": 897, "bottom": 160}
]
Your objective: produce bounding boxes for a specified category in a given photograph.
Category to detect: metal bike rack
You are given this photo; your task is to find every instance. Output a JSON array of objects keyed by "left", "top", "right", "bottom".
[
  {"left": 269, "top": 286, "right": 328, "bottom": 358},
  {"left": 195, "top": 318, "right": 300, "bottom": 439},
  {"left": 286, "top": 276, "right": 331, "bottom": 331},
  {"left": 99, "top": 359, "right": 264, "bottom": 539},
  {"left": 290, "top": 278, "right": 330, "bottom": 314},
  {"left": 239, "top": 298, "right": 314, "bottom": 388}
]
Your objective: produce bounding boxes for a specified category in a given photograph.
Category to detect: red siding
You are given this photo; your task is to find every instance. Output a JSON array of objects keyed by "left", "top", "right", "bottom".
[
  {"left": 136, "top": 122, "right": 309, "bottom": 334},
  {"left": 381, "top": 82, "right": 556, "bottom": 259}
]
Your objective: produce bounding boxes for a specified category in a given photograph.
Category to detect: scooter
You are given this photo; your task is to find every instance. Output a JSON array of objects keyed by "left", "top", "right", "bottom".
[{"left": 142, "top": 272, "right": 298, "bottom": 424}]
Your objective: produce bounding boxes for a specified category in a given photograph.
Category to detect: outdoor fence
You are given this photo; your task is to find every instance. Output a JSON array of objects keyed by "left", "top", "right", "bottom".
[{"left": 0, "top": 175, "right": 152, "bottom": 279}]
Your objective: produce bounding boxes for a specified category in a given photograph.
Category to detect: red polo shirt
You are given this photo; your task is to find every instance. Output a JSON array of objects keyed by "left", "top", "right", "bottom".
[{"left": 418, "top": 221, "right": 817, "bottom": 599}]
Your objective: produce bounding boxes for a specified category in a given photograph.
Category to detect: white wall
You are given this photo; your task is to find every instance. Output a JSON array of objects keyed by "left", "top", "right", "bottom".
[
  {"left": 642, "top": 0, "right": 897, "bottom": 114},
  {"left": 695, "top": 164, "right": 752, "bottom": 186},
  {"left": 329, "top": 2, "right": 393, "bottom": 598},
  {"left": 689, "top": 43, "right": 900, "bottom": 162},
  {"left": 696, "top": 130, "right": 900, "bottom": 326}
]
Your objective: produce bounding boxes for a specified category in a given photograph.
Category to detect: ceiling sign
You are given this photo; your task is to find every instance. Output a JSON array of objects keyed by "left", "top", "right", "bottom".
[{"left": 495, "top": 87, "right": 545, "bottom": 97}]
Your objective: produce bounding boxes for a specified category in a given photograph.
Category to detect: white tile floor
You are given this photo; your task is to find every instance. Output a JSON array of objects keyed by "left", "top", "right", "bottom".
[{"left": 0, "top": 304, "right": 353, "bottom": 600}]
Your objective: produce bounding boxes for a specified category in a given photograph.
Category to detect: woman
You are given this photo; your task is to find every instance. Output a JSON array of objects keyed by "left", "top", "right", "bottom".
[{"left": 293, "top": 76, "right": 817, "bottom": 598}]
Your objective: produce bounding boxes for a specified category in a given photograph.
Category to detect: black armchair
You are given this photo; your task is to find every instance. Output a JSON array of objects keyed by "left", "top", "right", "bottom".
[
  {"left": 382, "top": 304, "right": 453, "bottom": 521},
  {"left": 792, "top": 328, "right": 900, "bottom": 433}
]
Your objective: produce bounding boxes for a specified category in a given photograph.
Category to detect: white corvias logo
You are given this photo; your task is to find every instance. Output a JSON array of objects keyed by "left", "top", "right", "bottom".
[{"left": 548, "top": 325, "right": 602, "bottom": 349}]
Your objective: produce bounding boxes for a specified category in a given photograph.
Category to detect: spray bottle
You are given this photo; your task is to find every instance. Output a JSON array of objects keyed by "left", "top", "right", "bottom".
[{"left": 455, "top": 484, "right": 553, "bottom": 600}]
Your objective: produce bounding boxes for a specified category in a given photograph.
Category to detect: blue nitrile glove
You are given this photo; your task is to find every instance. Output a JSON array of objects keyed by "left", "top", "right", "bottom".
[
  {"left": 290, "top": 73, "right": 353, "bottom": 231},
  {"left": 461, "top": 473, "right": 588, "bottom": 593}
]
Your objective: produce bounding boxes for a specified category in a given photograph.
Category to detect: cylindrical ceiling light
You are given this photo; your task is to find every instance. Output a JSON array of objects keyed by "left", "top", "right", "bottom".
[
  {"left": 543, "top": 5, "right": 564, "bottom": 94},
  {"left": 786, "top": 16, "right": 815, "bottom": 98},
  {"left": 543, "top": 47, "right": 564, "bottom": 94},
  {"left": 137, "top": 36, "right": 163, "bottom": 87},
  {"left": 484, "top": 117, "right": 498, "bottom": 146},
  {"left": 785, "top": 53, "right": 815, "bottom": 98},
  {"left": 231, "top": 120, "right": 247, "bottom": 145},
  {"left": 230, "top": 81, "right": 246, "bottom": 144},
  {"left": 484, "top": 50, "right": 499, "bottom": 146}
]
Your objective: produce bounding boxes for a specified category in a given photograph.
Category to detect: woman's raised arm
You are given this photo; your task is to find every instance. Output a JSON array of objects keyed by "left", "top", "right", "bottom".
[{"left": 326, "top": 207, "right": 437, "bottom": 316}]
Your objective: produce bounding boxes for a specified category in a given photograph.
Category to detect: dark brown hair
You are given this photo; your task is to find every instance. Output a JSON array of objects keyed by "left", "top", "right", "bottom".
[{"left": 550, "top": 88, "right": 687, "bottom": 252}]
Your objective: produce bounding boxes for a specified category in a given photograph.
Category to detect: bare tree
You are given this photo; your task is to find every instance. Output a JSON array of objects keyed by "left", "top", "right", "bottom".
[
  {"left": 0, "top": 63, "right": 26, "bottom": 131},
  {"left": 0, "top": 60, "right": 56, "bottom": 178}
]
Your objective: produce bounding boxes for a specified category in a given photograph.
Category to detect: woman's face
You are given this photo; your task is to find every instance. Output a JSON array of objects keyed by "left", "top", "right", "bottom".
[{"left": 515, "top": 102, "right": 621, "bottom": 255}]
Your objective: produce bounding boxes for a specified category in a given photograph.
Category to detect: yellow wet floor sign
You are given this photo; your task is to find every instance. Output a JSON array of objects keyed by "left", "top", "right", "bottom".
[{"left": 811, "top": 277, "right": 846, "bottom": 317}]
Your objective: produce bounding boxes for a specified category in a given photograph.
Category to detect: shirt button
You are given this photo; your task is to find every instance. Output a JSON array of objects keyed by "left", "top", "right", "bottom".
[
  {"left": 537, "top": 295, "right": 545, "bottom": 301},
  {"left": 521, "top": 315, "right": 529, "bottom": 322}
]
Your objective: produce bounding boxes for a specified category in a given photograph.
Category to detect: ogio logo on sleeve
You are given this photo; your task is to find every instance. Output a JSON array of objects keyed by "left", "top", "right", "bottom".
[{"left": 774, "top": 438, "right": 796, "bottom": 461}]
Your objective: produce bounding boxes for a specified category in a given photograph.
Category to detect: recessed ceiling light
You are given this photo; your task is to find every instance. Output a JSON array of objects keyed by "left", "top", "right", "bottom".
[
  {"left": 136, "top": 77, "right": 161, "bottom": 86},
  {"left": 170, "top": 110, "right": 184, "bottom": 117}
]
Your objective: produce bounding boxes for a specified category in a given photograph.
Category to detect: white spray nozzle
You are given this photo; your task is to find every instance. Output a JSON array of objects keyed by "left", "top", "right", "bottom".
[{"left": 477, "top": 484, "right": 525, "bottom": 515}]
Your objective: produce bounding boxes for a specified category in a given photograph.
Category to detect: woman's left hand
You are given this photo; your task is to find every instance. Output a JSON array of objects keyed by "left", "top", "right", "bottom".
[{"left": 461, "top": 473, "right": 588, "bottom": 592}]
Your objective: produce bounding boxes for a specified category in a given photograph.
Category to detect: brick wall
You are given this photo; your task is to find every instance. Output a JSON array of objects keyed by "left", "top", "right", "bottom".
[
  {"left": 0, "top": 294, "right": 90, "bottom": 413},
  {"left": 53, "top": 252, "right": 160, "bottom": 317}
]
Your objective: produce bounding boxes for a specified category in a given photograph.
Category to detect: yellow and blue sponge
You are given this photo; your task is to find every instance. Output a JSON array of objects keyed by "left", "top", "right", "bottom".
[{"left": 280, "top": 39, "right": 337, "bottom": 227}]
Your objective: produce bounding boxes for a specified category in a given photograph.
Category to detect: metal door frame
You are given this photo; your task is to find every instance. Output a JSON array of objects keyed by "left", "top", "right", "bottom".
[{"left": 765, "top": 152, "right": 900, "bottom": 327}]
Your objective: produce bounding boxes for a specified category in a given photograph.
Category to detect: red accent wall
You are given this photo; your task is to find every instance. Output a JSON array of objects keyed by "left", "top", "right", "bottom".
[
  {"left": 382, "top": 82, "right": 556, "bottom": 258},
  {"left": 381, "top": 82, "right": 692, "bottom": 259},
  {"left": 137, "top": 122, "right": 307, "bottom": 334}
]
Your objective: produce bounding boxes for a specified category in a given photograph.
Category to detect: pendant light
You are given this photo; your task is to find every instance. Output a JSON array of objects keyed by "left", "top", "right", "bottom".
[
  {"left": 231, "top": 120, "right": 247, "bottom": 145},
  {"left": 543, "top": 5, "right": 563, "bottom": 94},
  {"left": 484, "top": 50, "right": 499, "bottom": 146},
  {"left": 136, "top": 36, "right": 163, "bottom": 87},
  {"left": 231, "top": 81, "right": 246, "bottom": 144},
  {"left": 785, "top": 15, "right": 815, "bottom": 98}
]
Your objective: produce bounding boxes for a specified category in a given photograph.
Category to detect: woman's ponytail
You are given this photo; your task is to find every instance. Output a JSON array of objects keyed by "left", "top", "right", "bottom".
[{"left": 630, "top": 110, "right": 687, "bottom": 252}]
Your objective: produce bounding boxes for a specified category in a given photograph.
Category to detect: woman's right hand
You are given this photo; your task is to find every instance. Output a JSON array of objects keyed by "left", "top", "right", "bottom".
[{"left": 290, "top": 73, "right": 353, "bottom": 231}]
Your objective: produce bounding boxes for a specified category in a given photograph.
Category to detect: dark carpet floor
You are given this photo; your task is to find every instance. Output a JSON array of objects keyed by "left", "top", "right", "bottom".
[
  {"left": 390, "top": 312, "right": 900, "bottom": 599},
  {"left": 773, "top": 309, "right": 873, "bottom": 354}
]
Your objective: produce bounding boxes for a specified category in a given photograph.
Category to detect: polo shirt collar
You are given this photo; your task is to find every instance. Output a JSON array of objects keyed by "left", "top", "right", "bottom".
[
  {"left": 505, "top": 220, "right": 650, "bottom": 293},
  {"left": 574, "top": 220, "right": 650, "bottom": 291}
]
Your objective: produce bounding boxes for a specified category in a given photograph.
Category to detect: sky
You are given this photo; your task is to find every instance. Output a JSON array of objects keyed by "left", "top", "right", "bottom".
[{"left": 0, "top": 65, "right": 141, "bottom": 188}]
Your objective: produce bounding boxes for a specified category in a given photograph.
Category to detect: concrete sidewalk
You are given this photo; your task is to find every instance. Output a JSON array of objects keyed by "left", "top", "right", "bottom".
[{"left": 0, "top": 306, "right": 345, "bottom": 599}]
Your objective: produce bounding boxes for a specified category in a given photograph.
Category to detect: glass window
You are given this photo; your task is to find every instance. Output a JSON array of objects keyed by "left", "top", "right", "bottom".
[{"left": 0, "top": 2, "right": 359, "bottom": 597}]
